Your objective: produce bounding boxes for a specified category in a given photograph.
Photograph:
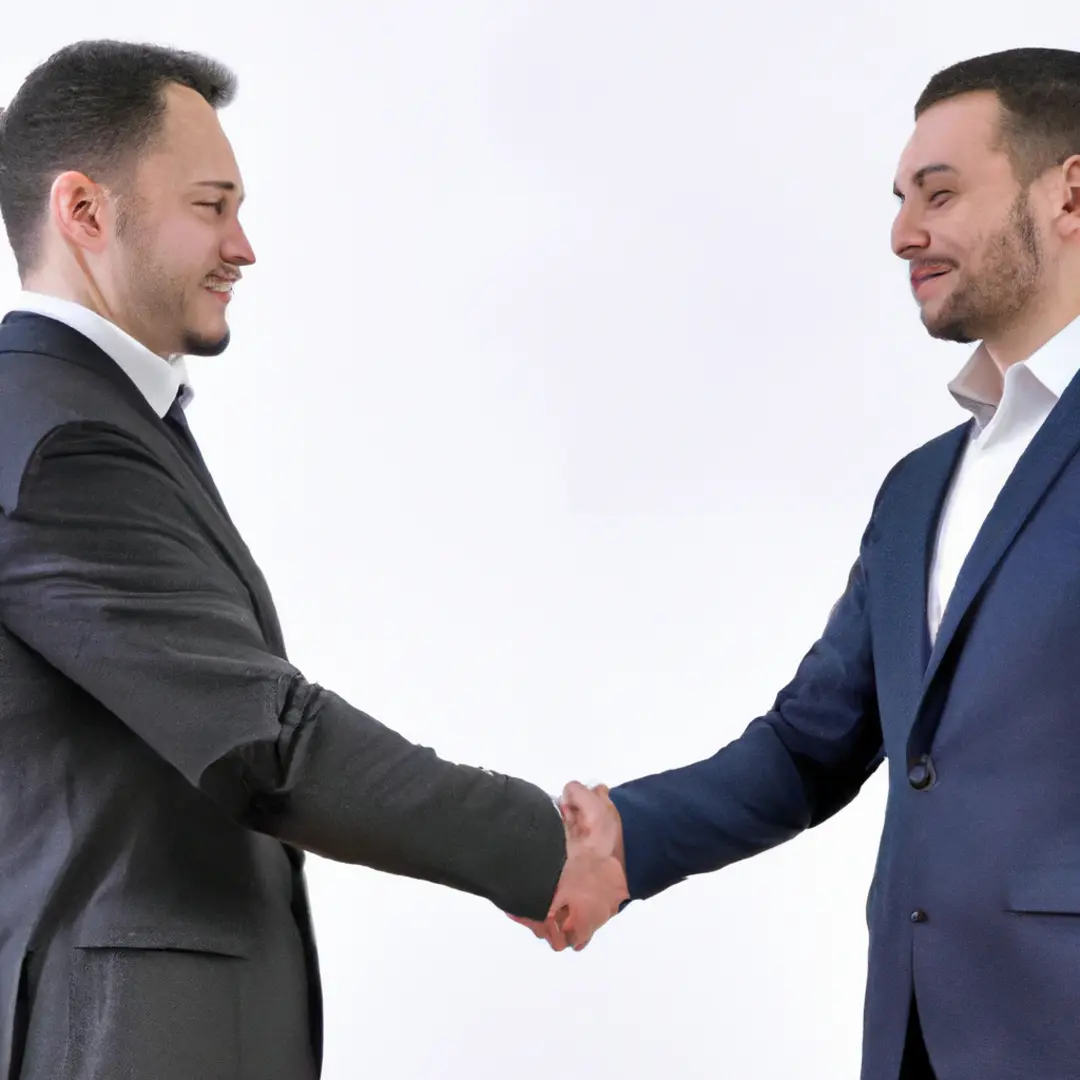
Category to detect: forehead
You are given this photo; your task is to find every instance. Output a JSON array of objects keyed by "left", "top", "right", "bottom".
[
  {"left": 137, "top": 83, "right": 243, "bottom": 189},
  {"left": 894, "top": 90, "right": 1012, "bottom": 188}
]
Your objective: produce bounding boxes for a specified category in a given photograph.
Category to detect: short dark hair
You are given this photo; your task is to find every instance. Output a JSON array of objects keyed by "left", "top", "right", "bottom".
[
  {"left": 915, "top": 48, "right": 1080, "bottom": 186},
  {"left": 0, "top": 39, "right": 236, "bottom": 278}
]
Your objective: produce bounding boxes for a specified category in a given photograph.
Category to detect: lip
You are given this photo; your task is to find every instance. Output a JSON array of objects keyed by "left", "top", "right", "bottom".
[
  {"left": 204, "top": 284, "right": 234, "bottom": 305},
  {"left": 911, "top": 268, "right": 952, "bottom": 297}
]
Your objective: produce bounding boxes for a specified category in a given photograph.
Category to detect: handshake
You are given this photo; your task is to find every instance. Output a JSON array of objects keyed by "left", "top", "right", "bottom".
[{"left": 511, "top": 781, "right": 630, "bottom": 952}]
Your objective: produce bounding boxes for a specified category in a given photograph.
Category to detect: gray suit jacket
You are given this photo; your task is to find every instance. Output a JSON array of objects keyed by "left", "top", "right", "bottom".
[{"left": 0, "top": 312, "right": 566, "bottom": 1079}]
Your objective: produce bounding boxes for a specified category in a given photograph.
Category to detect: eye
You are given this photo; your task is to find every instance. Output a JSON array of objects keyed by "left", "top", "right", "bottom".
[
  {"left": 194, "top": 200, "right": 225, "bottom": 214},
  {"left": 929, "top": 190, "right": 952, "bottom": 207}
]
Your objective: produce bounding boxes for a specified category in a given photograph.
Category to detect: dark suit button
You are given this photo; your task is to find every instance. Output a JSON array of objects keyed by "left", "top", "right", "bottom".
[
  {"left": 908, "top": 754, "right": 936, "bottom": 790},
  {"left": 910, "top": 909, "right": 927, "bottom": 923}
]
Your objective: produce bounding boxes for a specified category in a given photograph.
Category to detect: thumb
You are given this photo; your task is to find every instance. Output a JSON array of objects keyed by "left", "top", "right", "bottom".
[
  {"left": 560, "top": 780, "right": 591, "bottom": 821},
  {"left": 560, "top": 780, "right": 593, "bottom": 838},
  {"left": 561, "top": 780, "right": 608, "bottom": 833},
  {"left": 561, "top": 779, "right": 591, "bottom": 806}
]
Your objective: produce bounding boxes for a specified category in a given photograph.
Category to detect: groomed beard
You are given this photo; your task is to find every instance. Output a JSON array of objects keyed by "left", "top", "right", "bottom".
[
  {"left": 115, "top": 199, "right": 231, "bottom": 358},
  {"left": 182, "top": 325, "right": 230, "bottom": 357},
  {"left": 923, "top": 189, "right": 1043, "bottom": 345}
]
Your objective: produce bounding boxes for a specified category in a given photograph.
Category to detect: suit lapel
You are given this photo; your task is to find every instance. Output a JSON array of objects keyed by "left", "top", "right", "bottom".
[
  {"left": 167, "top": 428, "right": 286, "bottom": 655},
  {"left": 876, "top": 424, "right": 969, "bottom": 727},
  {"left": 919, "top": 369, "right": 1080, "bottom": 706}
]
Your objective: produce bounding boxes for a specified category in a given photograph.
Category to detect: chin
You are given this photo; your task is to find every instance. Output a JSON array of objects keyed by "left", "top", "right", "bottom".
[
  {"left": 182, "top": 326, "right": 231, "bottom": 357},
  {"left": 922, "top": 314, "right": 975, "bottom": 345},
  {"left": 917, "top": 295, "right": 970, "bottom": 344}
]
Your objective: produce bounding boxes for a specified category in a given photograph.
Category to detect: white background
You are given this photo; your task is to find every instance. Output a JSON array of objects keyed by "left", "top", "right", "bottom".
[{"left": 0, "top": 4, "right": 1051, "bottom": 1077}]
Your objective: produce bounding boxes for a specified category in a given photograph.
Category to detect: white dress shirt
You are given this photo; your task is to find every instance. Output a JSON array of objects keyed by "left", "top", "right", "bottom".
[
  {"left": 9, "top": 290, "right": 193, "bottom": 416},
  {"left": 927, "top": 316, "right": 1080, "bottom": 642}
]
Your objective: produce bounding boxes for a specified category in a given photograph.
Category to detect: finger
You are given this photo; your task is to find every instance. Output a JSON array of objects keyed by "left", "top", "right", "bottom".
[
  {"left": 560, "top": 781, "right": 594, "bottom": 826},
  {"left": 545, "top": 908, "right": 570, "bottom": 952},
  {"left": 562, "top": 780, "right": 591, "bottom": 807},
  {"left": 563, "top": 781, "right": 607, "bottom": 833},
  {"left": 560, "top": 791, "right": 593, "bottom": 840},
  {"left": 561, "top": 917, "right": 578, "bottom": 951},
  {"left": 563, "top": 807, "right": 587, "bottom": 840},
  {"left": 563, "top": 921, "right": 593, "bottom": 952},
  {"left": 559, "top": 903, "right": 592, "bottom": 952}
]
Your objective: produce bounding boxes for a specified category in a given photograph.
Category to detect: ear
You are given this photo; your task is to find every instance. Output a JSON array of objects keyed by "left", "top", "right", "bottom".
[
  {"left": 1054, "top": 155, "right": 1080, "bottom": 240},
  {"left": 47, "top": 171, "right": 113, "bottom": 255}
]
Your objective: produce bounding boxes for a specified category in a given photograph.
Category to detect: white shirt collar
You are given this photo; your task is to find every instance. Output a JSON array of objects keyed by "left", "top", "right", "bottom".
[
  {"left": 9, "top": 290, "right": 192, "bottom": 418},
  {"left": 948, "top": 314, "right": 1080, "bottom": 430}
]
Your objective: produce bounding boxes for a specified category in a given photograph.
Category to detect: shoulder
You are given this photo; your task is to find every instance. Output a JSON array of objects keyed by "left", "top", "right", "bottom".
[
  {"left": 0, "top": 352, "right": 157, "bottom": 516},
  {"left": 872, "top": 422, "right": 970, "bottom": 514}
]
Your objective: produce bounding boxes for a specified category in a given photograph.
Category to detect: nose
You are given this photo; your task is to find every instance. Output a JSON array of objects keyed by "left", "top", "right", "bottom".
[
  {"left": 222, "top": 219, "right": 256, "bottom": 268},
  {"left": 891, "top": 202, "right": 930, "bottom": 260}
]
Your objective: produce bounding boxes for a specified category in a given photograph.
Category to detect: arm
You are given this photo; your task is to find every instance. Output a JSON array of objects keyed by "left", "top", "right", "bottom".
[
  {"left": 608, "top": 526, "right": 883, "bottom": 903},
  {"left": 0, "top": 422, "right": 564, "bottom": 919}
]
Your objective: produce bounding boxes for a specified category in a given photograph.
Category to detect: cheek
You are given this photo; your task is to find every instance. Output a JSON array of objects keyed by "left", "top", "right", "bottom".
[
  {"left": 933, "top": 195, "right": 982, "bottom": 248},
  {"left": 934, "top": 231, "right": 979, "bottom": 277},
  {"left": 151, "top": 219, "right": 217, "bottom": 274}
]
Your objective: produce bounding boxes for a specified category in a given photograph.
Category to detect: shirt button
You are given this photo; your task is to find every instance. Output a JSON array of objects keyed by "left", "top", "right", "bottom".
[{"left": 910, "top": 909, "right": 928, "bottom": 923}]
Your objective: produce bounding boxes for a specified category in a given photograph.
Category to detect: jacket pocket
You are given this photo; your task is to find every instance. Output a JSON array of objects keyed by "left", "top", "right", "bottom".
[
  {"left": 65, "top": 936, "right": 244, "bottom": 1080},
  {"left": 1006, "top": 868, "right": 1080, "bottom": 915},
  {"left": 73, "top": 915, "right": 253, "bottom": 958}
]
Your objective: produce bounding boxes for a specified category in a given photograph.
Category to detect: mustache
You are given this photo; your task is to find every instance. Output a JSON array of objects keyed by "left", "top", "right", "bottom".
[
  {"left": 203, "top": 268, "right": 243, "bottom": 284},
  {"left": 909, "top": 257, "right": 957, "bottom": 275}
]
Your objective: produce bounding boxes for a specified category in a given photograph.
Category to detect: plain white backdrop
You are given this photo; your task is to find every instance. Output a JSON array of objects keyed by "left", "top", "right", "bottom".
[{"left": 0, "top": 4, "right": 1054, "bottom": 1077}]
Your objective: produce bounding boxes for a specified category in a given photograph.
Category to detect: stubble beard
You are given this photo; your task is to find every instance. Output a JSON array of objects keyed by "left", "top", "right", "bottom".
[
  {"left": 115, "top": 205, "right": 231, "bottom": 359},
  {"left": 922, "top": 190, "right": 1043, "bottom": 346}
]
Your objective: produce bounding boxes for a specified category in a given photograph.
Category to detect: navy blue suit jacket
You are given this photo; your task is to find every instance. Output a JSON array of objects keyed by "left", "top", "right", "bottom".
[{"left": 610, "top": 370, "right": 1080, "bottom": 1079}]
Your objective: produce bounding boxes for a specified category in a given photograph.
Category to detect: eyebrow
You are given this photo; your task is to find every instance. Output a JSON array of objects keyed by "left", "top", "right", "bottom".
[
  {"left": 892, "top": 163, "right": 957, "bottom": 200},
  {"left": 194, "top": 180, "right": 245, "bottom": 205}
]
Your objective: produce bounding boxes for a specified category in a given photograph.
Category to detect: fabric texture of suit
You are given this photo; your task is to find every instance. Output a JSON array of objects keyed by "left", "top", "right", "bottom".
[
  {"left": 609, "top": 360, "right": 1080, "bottom": 1079},
  {"left": 0, "top": 312, "right": 566, "bottom": 1079}
]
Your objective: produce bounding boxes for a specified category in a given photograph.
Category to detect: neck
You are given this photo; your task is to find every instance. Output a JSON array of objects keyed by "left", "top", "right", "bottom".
[
  {"left": 983, "top": 279, "right": 1080, "bottom": 373},
  {"left": 23, "top": 267, "right": 101, "bottom": 316},
  {"left": 22, "top": 264, "right": 168, "bottom": 359}
]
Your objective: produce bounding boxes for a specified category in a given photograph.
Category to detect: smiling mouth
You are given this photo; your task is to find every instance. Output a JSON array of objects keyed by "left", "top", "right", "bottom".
[
  {"left": 203, "top": 278, "right": 237, "bottom": 305},
  {"left": 912, "top": 269, "right": 951, "bottom": 294}
]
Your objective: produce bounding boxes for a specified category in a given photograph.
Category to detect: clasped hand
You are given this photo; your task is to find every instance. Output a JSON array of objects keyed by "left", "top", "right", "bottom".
[{"left": 511, "top": 781, "right": 628, "bottom": 951}]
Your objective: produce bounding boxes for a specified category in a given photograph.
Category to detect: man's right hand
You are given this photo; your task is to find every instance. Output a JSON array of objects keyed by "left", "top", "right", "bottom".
[{"left": 510, "top": 781, "right": 627, "bottom": 951}]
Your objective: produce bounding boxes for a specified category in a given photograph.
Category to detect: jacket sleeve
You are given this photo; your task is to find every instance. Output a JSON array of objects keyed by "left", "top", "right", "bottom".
[
  {"left": 608, "top": 489, "right": 890, "bottom": 903},
  {"left": 0, "top": 422, "right": 565, "bottom": 920}
]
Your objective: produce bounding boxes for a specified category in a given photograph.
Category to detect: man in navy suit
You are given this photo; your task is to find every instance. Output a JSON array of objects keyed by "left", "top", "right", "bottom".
[{"left": 524, "top": 47, "right": 1080, "bottom": 1080}]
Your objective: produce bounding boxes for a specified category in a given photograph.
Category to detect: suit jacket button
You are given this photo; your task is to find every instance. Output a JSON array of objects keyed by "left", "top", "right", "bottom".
[
  {"left": 908, "top": 754, "right": 936, "bottom": 790},
  {"left": 910, "top": 909, "right": 927, "bottom": 923}
]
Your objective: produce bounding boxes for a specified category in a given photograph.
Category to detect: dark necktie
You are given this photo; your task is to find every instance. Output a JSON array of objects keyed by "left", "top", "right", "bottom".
[{"left": 164, "top": 392, "right": 205, "bottom": 467}]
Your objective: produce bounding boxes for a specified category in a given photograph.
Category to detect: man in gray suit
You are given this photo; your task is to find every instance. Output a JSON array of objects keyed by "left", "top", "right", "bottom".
[{"left": 0, "top": 40, "right": 627, "bottom": 1079}]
